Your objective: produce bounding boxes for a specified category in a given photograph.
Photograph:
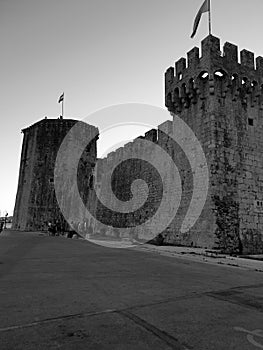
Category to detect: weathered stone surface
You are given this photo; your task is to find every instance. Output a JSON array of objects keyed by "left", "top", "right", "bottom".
[
  {"left": 12, "top": 118, "right": 97, "bottom": 232},
  {"left": 13, "top": 36, "right": 263, "bottom": 254},
  {"left": 165, "top": 35, "right": 263, "bottom": 253},
  {"left": 92, "top": 35, "right": 263, "bottom": 253}
]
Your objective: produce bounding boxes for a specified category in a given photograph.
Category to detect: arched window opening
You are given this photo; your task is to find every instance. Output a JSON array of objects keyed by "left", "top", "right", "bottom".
[
  {"left": 214, "top": 70, "right": 226, "bottom": 78},
  {"left": 200, "top": 71, "right": 209, "bottom": 79},
  {"left": 242, "top": 77, "right": 248, "bottom": 85},
  {"left": 174, "top": 88, "right": 179, "bottom": 100},
  {"left": 230, "top": 74, "right": 238, "bottom": 91},
  {"left": 189, "top": 78, "right": 195, "bottom": 90},
  {"left": 181, "top": 83, "right": 187, "bottom": 95},
  {"left": 89, "top": 175, "right": 94, "bottom": 189},
  {"left": 167, "top": 92, "right": 172, "bottom": 102},
  {"left": 166, "top": 92, "right": 173, "bottom": 107}
]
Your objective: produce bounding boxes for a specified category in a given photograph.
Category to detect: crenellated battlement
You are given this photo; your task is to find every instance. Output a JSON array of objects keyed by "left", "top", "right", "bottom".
[
  {"left": 165, "top": 35, "right": 263, "bottom": 113},
  {"left": 163, "top": 35, "right": 263, "bottom": 253},
  {"left": 96, "top": 122, "right": 175, "bottom": 169}
]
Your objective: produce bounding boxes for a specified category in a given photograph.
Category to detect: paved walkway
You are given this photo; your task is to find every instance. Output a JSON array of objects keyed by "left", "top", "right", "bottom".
[
  {"left": 135, "top": 244, "right": 263, "bottom": 272},
  {"left": 3, "top": 229, "right": 263, "bottom": 272},
  {"left": 1, "top": 230, "right": 263, "bottom": 349}
]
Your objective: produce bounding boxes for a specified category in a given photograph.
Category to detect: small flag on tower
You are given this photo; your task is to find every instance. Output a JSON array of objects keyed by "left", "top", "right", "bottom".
[
  {"left": 191, "top": 0, "right": 210, "bottom": 38},
  {"left": 58, "top": 93, "right": 64, "bottom": 103}
]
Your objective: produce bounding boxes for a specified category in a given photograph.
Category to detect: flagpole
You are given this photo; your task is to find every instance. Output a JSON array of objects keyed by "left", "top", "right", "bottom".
[
  {"left": 208, "top": 0, "right": 212, "bottom": 35},
  {"left": 62, "top": 93, "right": 64, "bottom": 118}
]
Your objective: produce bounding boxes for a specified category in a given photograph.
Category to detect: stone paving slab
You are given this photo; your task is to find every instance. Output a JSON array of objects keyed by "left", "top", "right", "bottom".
[{"left": 0, "top": 309, "right": 180, "bottom": 350}]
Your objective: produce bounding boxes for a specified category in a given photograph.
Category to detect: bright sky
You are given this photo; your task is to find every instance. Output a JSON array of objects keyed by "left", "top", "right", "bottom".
[{"left": 1, "top": 0, "right": 263, "bottom": 216}]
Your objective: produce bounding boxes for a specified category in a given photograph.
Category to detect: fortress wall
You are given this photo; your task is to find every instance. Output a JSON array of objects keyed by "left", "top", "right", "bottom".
[
  {"left": 165, "top": 35, "right": 263, "bottom": 253},
  {"left": 13, "top": 36, "right": 263, "bottom": 253},
  {"left": 13, "top": 118, "right": 98, "bottom": 232},
  {"left": 93, "top": 120, "right": 194, "bottom": 243}
]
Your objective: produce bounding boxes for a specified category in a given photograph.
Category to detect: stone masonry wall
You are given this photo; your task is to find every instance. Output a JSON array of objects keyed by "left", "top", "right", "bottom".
[
  {"left": 13, "top": 118, "right": 98, "bottom": 232},
  {"left": 91, "top": 118, "right": 210, "bottom": 246},
  {"left": 165, "top": 35, "right": 263, "bottom": 253},
  {"left": 90, "top": 35, "right": 263, "bottom": 253},
  {"left": 93, "top": 127, "right": 165, "bottom": 242},
  {"left": 13, "top": 36, "right": 263, "bottom": 253}
]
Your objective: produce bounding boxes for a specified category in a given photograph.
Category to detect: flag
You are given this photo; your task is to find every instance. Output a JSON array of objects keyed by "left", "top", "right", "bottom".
[
  {"left": 191, "top": 0, "right": 209, "bottom": 38},
  {"left": 58, "top": 93, "right": 64, "bottom": 103}
]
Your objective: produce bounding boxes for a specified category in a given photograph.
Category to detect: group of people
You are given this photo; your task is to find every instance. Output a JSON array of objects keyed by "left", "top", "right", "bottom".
[
  {"left": 47, "top": 221, "right": 79, "bottom": 238},
  {"left": 47, "top": 221, "right": 66, "bottom": 236},
  {"left": 47, "top": 222, "right": 58, "bottom": 236}
]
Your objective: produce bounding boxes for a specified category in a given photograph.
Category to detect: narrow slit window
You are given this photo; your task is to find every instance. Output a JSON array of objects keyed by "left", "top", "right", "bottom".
[{"left": 248, "top": 118, "right": 254, "bottom": 126}]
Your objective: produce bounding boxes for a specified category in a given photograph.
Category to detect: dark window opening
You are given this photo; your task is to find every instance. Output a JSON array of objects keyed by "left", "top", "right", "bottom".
[
  {"left": 200, "top": 71, "right": 209, "bottom": 79},
  {"left": 248, "top": 118, "right": 254, "bottom": 126},
  {"left": 214, "top": 70, "right": 225, "bottom": 78},
  {"left": 89, "top": 175, "right": 94, "bottom": 189},
  {"left": 242, "top": 77, "right": 248, "bottom": 85},
  {"left": 49, "top": 178, "right": 54, "bottom": 183},
  {"left": 189, "top": 78, "right": 195, "bottom": 91}
]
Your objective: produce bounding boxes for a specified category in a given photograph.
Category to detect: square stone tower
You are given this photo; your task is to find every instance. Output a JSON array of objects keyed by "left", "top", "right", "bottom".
[
  {"left": 165, "top": 35, "right": 263, "bottom": 253},
  {"left": 12, "top": 117, "right": 98, "bottom": 232}
]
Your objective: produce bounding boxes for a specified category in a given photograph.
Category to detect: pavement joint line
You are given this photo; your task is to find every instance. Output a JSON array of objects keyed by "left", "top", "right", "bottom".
[
  {"left": 229, "top": 282, "right": 263, "bottom": 291},
  {"left": 1, "top": 284, "right": 261, "bottom": 333},
  {"left": 0, "top": 292, "right": 202, "bottom": 333},
  {"left": 0, "top": 309, "right": 116, "bottom": 333},
  {"left": 206, "top": 290, "right": 263, "bottom": 313},
  {"left": 124, "top": 283, "right": 263, "bottom": 315},
  {"left": 118, "top": 309, "right": 191, "bottom": 350},
  {"left": 125, "top": 292, "right": 203, "bottom": 311},
  {"left": 0, "top": 292, "right": 209, "bottom": 334}
]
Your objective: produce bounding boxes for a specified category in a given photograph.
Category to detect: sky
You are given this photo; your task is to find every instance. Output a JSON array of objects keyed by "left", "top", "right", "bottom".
[{"left": 1, "top": 0, "right": 263, "bottom": 216}]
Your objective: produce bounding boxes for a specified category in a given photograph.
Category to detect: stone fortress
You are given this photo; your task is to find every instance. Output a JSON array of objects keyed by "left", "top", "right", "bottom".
[
  {"left": 12, "top": 35, "right": 263, "bottom": 254},
  {"left": 12, "top": 118, "right": 98, "bottom": 232}
]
